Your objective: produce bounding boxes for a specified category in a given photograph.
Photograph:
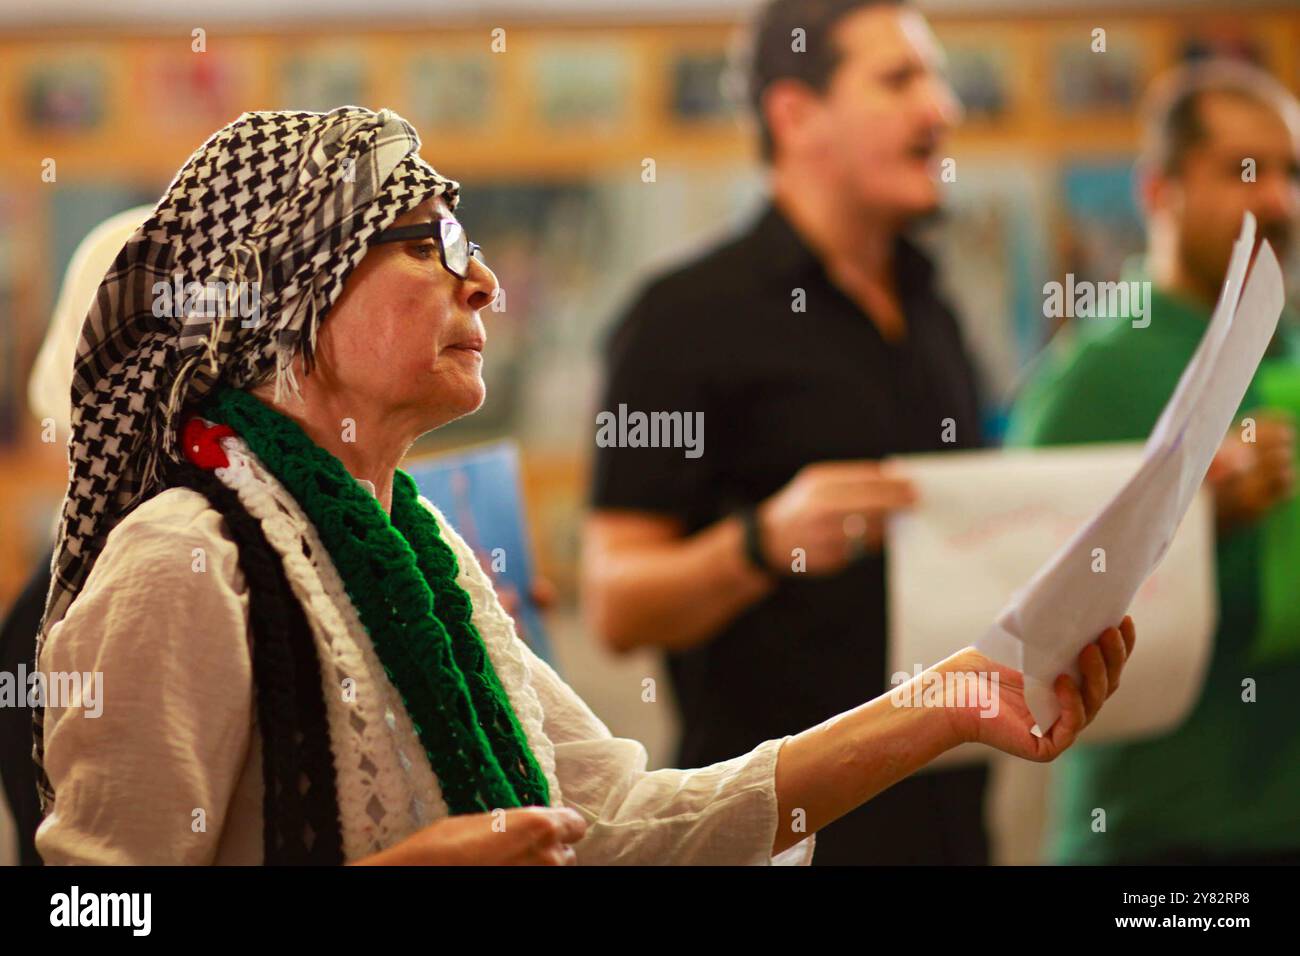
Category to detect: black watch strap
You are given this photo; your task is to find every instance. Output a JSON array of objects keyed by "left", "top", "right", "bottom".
[{"left": 738, "top": 505, "right": 777, "bottom": 578}]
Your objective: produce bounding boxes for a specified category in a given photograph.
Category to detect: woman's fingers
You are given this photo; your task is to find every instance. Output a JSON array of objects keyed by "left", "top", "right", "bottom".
[
  {"left": 1038, "top": 619, "right": 1136, "bottom": 759},
  {"left": 1098, "top": 627, "right": 1127, "bottom": 697},
  {"left": 1078, "top": 616, "right": 1137, "bottom": 716},
  {"left": 546, "top": 808, "right": 587, "bottom": 865},
  {"left": 538, "top": 842, "right": 578, "bottom": 866},
  {"left": 1097, "top": 617, "right": 1136, "bottom": 699},
  {"left": 1078, "top": 641, "right": 1109, "bottom": 722},
  {"left": 552, "top": 807, "right": 589, "bottom": 845},
  {"left": 1047, "top": 673, "right": 1086, "bottom": 754},
  {"left": 514, "top": 806, "right": 588, "bottom": 865},
  {"left": 1120, "top": 615, "right": 1137, "bottom": 657}
]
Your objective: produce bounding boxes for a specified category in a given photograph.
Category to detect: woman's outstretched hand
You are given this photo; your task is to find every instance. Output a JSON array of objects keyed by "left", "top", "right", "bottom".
[
  {"left": 770, "top": 617, "right": 1135, "bottom": 854},
  {"left": 936, "top": 616, "right": 1136, "bottom": 762}
]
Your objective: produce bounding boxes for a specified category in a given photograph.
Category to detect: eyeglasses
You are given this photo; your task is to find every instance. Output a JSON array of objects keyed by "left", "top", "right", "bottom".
[{"left": 371, "top": 217, "right": 484, "bottom": 280}]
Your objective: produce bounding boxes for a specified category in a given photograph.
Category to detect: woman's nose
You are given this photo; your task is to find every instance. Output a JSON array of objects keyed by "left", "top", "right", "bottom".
[{"left": 462, "top": 255, "right": 500, "bottom": 312}]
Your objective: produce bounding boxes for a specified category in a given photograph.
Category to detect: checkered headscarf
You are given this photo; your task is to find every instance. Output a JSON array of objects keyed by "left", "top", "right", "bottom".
[{"left": 33, "top": 106, "right": 459, "bottom": 811}]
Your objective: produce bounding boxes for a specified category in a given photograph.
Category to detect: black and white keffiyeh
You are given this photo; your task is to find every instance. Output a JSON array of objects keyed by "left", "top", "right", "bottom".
[{"left": 34, "top": 106, "right": 460, "bottom": 812}]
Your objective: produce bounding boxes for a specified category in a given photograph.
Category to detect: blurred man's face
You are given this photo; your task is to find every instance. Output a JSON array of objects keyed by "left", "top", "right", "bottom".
[
  {"left": 1162, "top": 92, "right": 1300, "bottom": 289},
  {"left": 816, "top": 6, "right": 960, "bottom": 221}
]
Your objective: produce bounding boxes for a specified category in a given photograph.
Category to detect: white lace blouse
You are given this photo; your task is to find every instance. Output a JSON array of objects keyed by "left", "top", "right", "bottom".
[{"left": 35, "top": 431, "right": 815, "bottom": 866}]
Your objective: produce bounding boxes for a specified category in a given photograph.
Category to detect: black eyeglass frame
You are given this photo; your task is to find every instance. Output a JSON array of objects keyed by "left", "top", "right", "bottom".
[{"left": 370, "top": 218, "right": 483, "bottom": 280}]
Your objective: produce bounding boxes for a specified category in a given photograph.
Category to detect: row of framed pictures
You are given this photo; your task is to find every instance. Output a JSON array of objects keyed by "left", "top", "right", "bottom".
[
  {"left": 19, "top": 43, "right": 739, "bottom": 135},
  {"left": 944, "top": 29, "right": 1272, "bottom": 120},
  {"left": 15, "top": 19, "right": 1293, "bottom": 137}
]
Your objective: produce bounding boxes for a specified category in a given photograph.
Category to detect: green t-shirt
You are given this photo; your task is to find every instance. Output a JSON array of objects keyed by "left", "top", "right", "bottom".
[{"left": 1006, "top": 282, "right": 1300, "bottom": 864}]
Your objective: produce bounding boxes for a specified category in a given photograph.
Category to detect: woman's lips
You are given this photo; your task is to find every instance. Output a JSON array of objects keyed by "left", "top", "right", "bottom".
[{"left": 446, "top": 340, "right": 484, "bottom": 360}]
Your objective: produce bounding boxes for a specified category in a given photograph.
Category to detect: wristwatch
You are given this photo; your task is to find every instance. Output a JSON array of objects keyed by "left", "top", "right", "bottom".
[{"left": 737, "top": 505, "right": 777, "bottom": 578}]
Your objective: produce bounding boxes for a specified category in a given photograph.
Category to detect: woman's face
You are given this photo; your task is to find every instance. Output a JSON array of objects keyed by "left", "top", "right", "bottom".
[{"left": 311, "top": 194, "right": 499, "bottom": 431}]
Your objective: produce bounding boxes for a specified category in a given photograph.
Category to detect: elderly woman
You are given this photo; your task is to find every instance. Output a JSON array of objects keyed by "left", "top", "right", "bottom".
[{"left": 32, "top": 107, "right": 1134, "bottom": 865}]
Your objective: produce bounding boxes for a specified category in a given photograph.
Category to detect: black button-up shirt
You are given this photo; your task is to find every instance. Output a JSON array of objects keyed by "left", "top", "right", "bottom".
[{"left": 591, "top": 201, "right": 988, "bottom": 864}]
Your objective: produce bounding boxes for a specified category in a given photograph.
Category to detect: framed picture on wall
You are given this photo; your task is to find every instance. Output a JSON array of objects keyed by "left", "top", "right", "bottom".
[
  {"left": 407, "top": 53, "right": 494, "bottom": 129},
  {"left": 281, "top": 49, "right": 368, "bottom": 112},
  {"left": 1179, "top": 22, "right": 1264, "bottom": 65},
  {"left": 24, "top": 58, "right": 107, "bottom": 133},
  {"left": 533, "top": 44, "right": 630, "bottom": 128},
  {"left": 942, "top": 43, "right": 1012, "bottom": 121},
  {"left": 134, "top": 48, "right": 246, "bottom": 131},
  {"left": 670, "top": 51, "right": 737, "bottom": 122},
  {"left": 1051, "top": 36, "right": 1141, "bottom": 112}
]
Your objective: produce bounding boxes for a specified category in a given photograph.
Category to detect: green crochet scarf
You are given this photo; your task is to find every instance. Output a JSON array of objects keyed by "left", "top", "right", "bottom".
[{"left": 200, "top": 385, "right": 550, "bottom": 815}]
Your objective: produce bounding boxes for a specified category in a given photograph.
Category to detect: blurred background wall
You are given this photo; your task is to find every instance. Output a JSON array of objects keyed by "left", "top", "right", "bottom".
[{"left": 2, "top": 0, "right": 1298, "bottom": 864}]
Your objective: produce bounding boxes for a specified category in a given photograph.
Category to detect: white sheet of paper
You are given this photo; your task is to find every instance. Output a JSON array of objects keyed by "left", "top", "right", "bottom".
[
  {"left": 968, "top": 213, "right": 1284, "bottom": 733},
  {"left": 886, "top": 445, "right": 1216, "bottom": 768}
]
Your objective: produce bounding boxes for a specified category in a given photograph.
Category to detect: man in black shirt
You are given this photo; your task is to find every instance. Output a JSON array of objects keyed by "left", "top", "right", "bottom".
[{"left": 584, "top": 0, "right": 988, "bottom": 863}]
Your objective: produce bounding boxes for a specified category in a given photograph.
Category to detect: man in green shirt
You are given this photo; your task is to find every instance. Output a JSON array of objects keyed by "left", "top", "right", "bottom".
[{"left": 1008, "top": 60, "right": 1300, "bottom": 864}]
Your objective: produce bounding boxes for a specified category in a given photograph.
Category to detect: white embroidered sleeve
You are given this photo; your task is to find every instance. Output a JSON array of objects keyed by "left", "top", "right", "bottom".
[
  {"left": 423, "top": 497, "right": 814, "bottom": 866},
  {"left": 35, "top": 489, "right": 256, "bottom": 865},
  {"left": 522, "top": 645, "right": 814, "bottom": 866}
]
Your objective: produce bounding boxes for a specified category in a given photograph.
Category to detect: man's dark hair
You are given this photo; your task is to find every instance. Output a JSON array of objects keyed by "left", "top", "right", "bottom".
[
  {"left": 1138, "top": 58, "right": 1300, "bottom": 176},
  {"left": 740, "top": 0, "right": 904, "bottom": 162}
]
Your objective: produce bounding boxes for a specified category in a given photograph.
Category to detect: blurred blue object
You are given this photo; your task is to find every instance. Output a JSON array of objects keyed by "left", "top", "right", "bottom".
[{"left": 406, "top": 440, "right": 555, "bottom": 668}]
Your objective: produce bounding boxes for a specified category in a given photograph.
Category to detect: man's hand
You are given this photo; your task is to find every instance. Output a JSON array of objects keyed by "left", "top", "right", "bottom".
[
  {"left": 935, "top": 616, "right": 1136, "bottom": 763},
  {"left": 353, "top": 806, "right": 588, "bottom": 865},
  {"left": 496, "top": 576, "right": 559, "bottom": 620},
  {"left": 757, "top": 460, "right": 917, "bottom": 575},
  {"left": 1209, "top": 411, "right": 1295, "bottom": 534}
]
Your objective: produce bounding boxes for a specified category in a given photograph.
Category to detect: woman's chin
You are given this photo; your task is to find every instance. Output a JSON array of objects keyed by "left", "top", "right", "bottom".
[
  {"left": 464, "top": 382, "right": 487, "bottom": 415},
  {"left": 422, "top": 381, "right": 486, "bottom": 429},
  {"left": 461, "top": 370, "right": 486, "bottom": 409}
]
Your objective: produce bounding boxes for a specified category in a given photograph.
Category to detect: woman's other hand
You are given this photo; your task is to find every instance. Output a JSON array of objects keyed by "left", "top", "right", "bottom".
[
  {"left": 936, "top": 616, "right": 1136, "bottom": 762},
  {"left": 350, "top": 805, "right": 588, "bottom": 865}
]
